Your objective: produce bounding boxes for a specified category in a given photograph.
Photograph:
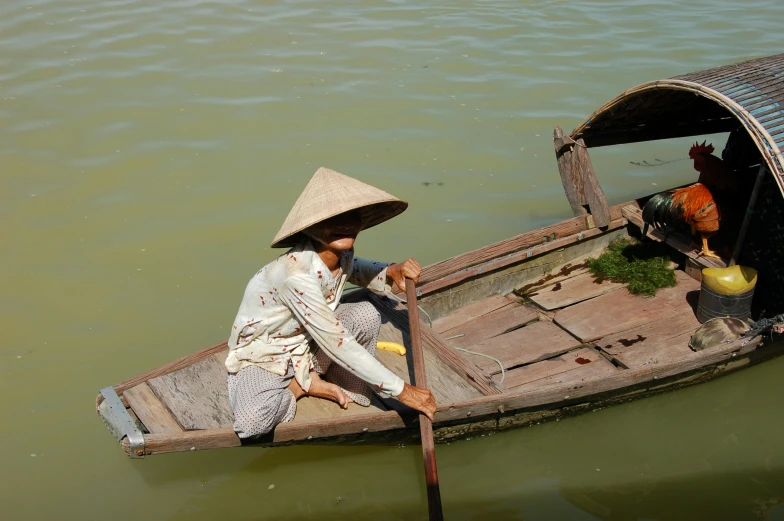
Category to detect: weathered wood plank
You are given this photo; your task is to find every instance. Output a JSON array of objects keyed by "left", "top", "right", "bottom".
[
  {"left": 554, "top": 125, "right": 587, "bottom": 217},
  {"left": 465, "top": 320, "right": 583, "bottom": 375},
  {"left": 369, "top": 293, "right": 504, "bottom": 395},
  {"left": 123, "top": 382, "right": 184, "bottom": 434},
  {"left": 377, "top": 321, "right": 483, "bottom": 404},
  {"left": 574, "top": 138, "right": 611, "bottom": 228},
  {"left": 527, "top": 271, "right": 625, "bottom": 311},
  {"left": 442, "top": 303, "right": 540, "bottom": 350},
  {"left": 503, "top": 347, "right": 619, "bottom": 391},
  {"left": 554, "top": 270, "right": 700, "bottom": 342},
  {"left": 213, "top": 350, "right": 229, "bottom": 367},
  {"left": 622, "top": 205, "right": 726, "bottom": 269},
  {"left": 290, "top": 396, "right": 339, "bottom": 422},
  {"left": 291, "top": 395, "right": 388, "bottom": 424},
  {"left": 514, "top": 259, "right": 591, "bottom": 296},
  {"left": 147, "top": 355, "right": 233, "bottom": 430},
  {"left": 597, "top": 312, "right": 701, "bottom": 369},
  {"left": 432, "top": 295, "right": 513, "bottom": 334}
]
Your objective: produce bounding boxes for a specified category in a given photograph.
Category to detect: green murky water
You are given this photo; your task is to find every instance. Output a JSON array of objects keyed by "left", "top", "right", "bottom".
[{"left": 3, "top": 1, "right": 784, "bottom": 519}]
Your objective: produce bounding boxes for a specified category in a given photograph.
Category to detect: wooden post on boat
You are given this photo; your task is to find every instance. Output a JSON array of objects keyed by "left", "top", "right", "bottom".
[
  {"left": 554, "top": 126, "right": 587, "bottom": 217},
  {"left": 573, "top": 138, "right": 611, "bottom": 228},
  {"left": 553, "top": 127, "right": 611, "bottom": 228},
  {"left": 730, "top": 164, "right": 768, "bottom": 266},
  {"left": 405, "top": 278, "right": 444, "bottom": 521}
]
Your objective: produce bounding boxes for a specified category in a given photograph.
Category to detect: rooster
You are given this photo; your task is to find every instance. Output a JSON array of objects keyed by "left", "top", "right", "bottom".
[
  {"left": 690, "top": 140, "right": 751, "bottom": 244},
  {"left": 642, "top": 182, "right": 721, "bottom": 258}
]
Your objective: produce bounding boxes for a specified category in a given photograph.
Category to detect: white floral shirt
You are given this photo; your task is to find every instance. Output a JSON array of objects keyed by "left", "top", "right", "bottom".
[{"left": 226, "top": 239, "right": 405, "bottom": 397}]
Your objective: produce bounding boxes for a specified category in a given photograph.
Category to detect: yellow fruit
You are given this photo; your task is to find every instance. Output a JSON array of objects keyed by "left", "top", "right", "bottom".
[{"left": 376, "top": 341, "right": 406, "bottom": 356}]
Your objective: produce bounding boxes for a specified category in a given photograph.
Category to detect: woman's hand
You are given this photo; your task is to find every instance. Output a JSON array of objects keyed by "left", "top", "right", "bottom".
[
  {"left": 395, "top": 383, "right": 437, "bottom": 420},
  {"left": 386, "top": 258, "right": 422, "bottom": 292}
]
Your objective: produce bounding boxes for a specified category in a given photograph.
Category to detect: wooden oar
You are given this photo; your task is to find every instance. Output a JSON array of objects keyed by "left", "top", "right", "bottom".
[{"left": 405, "top": 278, "right": 444, "bottom": 521}]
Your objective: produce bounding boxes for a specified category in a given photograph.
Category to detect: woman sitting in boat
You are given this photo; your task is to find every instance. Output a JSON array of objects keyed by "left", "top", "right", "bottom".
[{"left": 225, "top": 167, "right": 437, "bottom": 438}]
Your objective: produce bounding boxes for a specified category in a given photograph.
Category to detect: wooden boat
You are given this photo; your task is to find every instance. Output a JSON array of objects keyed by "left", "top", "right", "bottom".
[{"left": 96, "top": 53, "right": 784, "bottom": 458}]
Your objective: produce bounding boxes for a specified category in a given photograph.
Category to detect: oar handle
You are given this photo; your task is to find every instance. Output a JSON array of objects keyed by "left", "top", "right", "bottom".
[{"left": 405, "top": 278, "right": 444, "bottom": 521}]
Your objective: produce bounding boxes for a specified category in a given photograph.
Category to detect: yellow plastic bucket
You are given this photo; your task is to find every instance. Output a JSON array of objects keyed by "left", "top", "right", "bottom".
[{"left": 696, "top": 265, "right": 758, "bottom": 323}]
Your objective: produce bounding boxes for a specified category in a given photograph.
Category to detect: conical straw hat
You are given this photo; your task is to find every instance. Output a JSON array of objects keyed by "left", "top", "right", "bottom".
[{"left": 271, "top": 167, "right": 408, "bottom": 248}]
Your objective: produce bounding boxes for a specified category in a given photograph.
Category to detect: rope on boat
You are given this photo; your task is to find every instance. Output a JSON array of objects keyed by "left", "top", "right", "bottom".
[
  {"left": 738, "top": 313, "right": 784, "bottom": 346},
  {"left": 453, "top": 346, "right": 506, "bottom": 384}
]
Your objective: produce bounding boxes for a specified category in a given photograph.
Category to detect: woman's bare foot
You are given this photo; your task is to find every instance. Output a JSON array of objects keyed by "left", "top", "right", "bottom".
[{"left": 288, "top": 371, "right": 352, "bottom": 409}]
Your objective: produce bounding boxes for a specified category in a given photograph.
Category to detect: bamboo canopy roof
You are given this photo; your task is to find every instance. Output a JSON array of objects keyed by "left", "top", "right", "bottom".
[{"left": 571, "top": 53, "right": 784, "bottom": 196}]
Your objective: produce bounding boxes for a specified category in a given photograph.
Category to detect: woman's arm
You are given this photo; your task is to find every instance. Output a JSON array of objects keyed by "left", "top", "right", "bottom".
[
  {"left": 279, "top": 273, "right": 405, "bottom": 397},
  {"left": 350, "top": 257, "right": 422, "bottom": 292},
  {"left": 349, "top": 257, "right": 391, "bottom": 292}
]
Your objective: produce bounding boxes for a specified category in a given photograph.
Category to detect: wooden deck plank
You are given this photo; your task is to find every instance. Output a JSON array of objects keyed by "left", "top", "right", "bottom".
[
  {"left": 553, "top": 270, "right": 700, "bottom": 342},
  {"left": 291, "top": 394, "right": 388, "bottom": 424},
  {"left": 615, "top": 331, "right": 696, "bottom": 369},
  {"left": 514, "top": 261, "right": 591, "bottom": 296},
  {"left": 463, "top": 320, "right": 583, "bottom": 375},
  {"left": 147, "top": 355, "right": 234, "bottom": 430},
  {"left": 527, "top": 271, "right": 625, "bottom": 311},
  {"left": 503, "top": 347, "right": 619, "bottom": 391},
  {"left": 442, "top": 302, "right": 540, "bottom": 349},
  {"left": 213, "top": 350, "right": 229, "bottom": 367},
  {"left": 290, "top": 396, "right": 334, "bottom": 422},
  {"left": 432, "top": 295, "right": 513, "bottom": 334},
  {"left": 123, "top": 382, "right": 184, "bottom": 433},
  {"left": 377, "top": 322, "right": 483, "bottom": 404},
  {"left": 597, "top": 312, "right": 701, "bottom": 369}
]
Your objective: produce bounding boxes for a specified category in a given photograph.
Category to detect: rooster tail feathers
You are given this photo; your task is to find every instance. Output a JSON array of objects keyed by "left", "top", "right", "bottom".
[{"left": 642, "top": 191, "right": 678, "bottom": 229}]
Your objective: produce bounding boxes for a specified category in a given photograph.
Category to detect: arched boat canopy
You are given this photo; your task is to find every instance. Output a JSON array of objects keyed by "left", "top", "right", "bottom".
[{"left": 571, "top": 53, "right": 784, "bottom": 195}]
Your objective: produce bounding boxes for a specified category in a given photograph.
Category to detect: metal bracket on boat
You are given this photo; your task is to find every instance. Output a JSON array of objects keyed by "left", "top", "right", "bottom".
[{"left": 98, "top": 386, "right": 145, "bottom": 459}]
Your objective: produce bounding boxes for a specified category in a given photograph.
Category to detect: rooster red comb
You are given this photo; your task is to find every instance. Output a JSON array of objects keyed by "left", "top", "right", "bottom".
[{"left": 689, "top": 141, "right": 714, "bottom": 158}]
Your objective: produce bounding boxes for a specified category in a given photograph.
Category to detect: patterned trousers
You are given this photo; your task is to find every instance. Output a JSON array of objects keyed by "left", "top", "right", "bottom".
[{"left": 227, "top": 300, "right": 381, "bottom": 438}]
